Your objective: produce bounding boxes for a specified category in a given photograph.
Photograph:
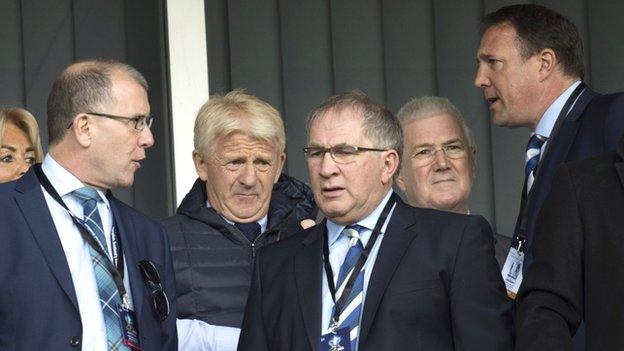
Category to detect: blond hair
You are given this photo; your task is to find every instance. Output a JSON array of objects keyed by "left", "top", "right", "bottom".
[
  {"left": 194, "top": 90, "right": 285, "bottom": 156},
  {"left": 0, "top": 108, "right": 44, "bottom": 162}
]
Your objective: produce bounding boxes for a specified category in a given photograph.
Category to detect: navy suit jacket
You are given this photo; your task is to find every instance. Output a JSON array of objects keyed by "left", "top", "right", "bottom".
[
  {"left": 238, "top": 198, "right": 513, "bottom": 351},
  {"left": 515, "top": 86, "right": 624, "bottom": 263},
  {"left": 0, "top": 168, "right": 177, "bottom": 350},
  {"left": 516, "top": 137, "right": 624, "bottom": 350}
]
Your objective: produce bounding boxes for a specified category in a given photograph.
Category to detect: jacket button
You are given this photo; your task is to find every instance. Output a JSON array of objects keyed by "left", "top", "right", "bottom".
[{"left": 70, "top": 336, "right": 80, "bottom": 347}]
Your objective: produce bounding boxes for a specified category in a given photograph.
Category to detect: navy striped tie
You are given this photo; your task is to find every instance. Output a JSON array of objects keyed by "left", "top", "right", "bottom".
[
  {"left": 525, "top": 134, "right": 547, "bottom": 194},
  {"left": 334, "top": 225, "right": 365, "bottom": 351},
  {"left": 73, "top": 187, "right": 130, "bottom": 351}
]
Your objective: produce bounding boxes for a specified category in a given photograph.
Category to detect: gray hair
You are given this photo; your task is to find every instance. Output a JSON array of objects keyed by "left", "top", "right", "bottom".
[
  {"left": 307, "top": 91, "right": 403, "bottom": 162},
  {"left": 397, "top": 96, "right": 476, "bottom": 152}
]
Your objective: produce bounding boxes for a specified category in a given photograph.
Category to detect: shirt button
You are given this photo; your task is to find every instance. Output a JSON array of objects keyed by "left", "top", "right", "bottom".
[{"left": 70, "top": 336, "right": 80, "bottom": 347}]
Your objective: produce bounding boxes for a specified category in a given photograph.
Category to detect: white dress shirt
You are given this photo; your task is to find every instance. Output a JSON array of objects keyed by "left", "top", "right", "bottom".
[
  {"left": 321, "top": 190, "right": 396, "bottom": 335},
  {"left": 40, "top": 154, "right": 134, "bottom": 351},
  {"left": 176, "top": 201, "right": 267, "bottom": 351}
]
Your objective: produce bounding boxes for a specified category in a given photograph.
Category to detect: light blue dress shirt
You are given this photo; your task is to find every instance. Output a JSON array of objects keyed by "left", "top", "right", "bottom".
[{"left": 534, "top": 80, "right": 583, "bottom": 153}]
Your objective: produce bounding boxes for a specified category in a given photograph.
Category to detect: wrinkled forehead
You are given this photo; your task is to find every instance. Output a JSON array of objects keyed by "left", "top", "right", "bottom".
[
  {"left": 308, "top": 107, "right": 366, "bottom": 141},
  {"left": 216, "top": 131, "right": 280, "bottom": 156}
]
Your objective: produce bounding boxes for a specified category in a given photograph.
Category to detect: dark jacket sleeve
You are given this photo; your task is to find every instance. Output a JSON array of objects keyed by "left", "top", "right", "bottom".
[
  {"left": 515, "top": 165, "right": 583, "bottom": 350},
  {"left": 450, "top": 215, "right": 514, "bottom": 350},
  {"left": 237, "top": 251, "right": 269, "bottom": 351},
  {"left": 160, "top": 224, "right": 179, "bottom": 351}
]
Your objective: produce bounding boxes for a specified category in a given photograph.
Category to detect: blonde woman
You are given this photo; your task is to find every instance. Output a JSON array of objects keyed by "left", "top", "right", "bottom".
[{"left": 0, "top": 108, "right": 43, "bottom": 182}]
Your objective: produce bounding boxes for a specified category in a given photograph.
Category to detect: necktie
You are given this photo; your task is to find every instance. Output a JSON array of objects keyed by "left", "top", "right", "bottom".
[
  {"left": 335, "top": 225, "right": 365, "bottom": 351},
  {"left": 524, "top": 133, "right": 547, "bottom": 194},
  {"left": 235, "top": 222, "right": 262, "bottom": 242},
  {"left": 72, "top": 187, "right": 130, "bottom": 351}
]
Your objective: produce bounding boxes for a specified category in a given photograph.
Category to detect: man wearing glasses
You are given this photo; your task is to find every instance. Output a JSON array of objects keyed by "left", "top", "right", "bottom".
[
  {"left": 394, "top": 96, "right": 511, "bottom": 267},
  {"left": 238, "top": 91, "right": 513, "bottom": 351},
  {"left": 0, "top": 60, "right": 176, "bottom": 350}
]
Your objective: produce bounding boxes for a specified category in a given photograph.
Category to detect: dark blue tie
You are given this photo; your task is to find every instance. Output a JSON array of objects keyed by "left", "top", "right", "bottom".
[
  {"left": 525, "top": 133, "right": 547, "bottom": 194},
  {"left": 235, "top": 222, "right": 262, "bottom": 242}
]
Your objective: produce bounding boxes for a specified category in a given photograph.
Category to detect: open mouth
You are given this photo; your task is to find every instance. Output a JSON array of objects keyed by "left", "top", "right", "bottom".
[{"left": 486, "top": 97, "right": 499, "bottom": 105}]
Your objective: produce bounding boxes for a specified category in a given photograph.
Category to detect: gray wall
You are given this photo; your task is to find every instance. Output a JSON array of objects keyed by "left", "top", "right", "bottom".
[
  {"left": 0, "top": 0, "right": 174, "bottom": 218},
  {"left": 204, "top": 0, "right": 624, "bottom": 236},
  {"left": 3, "top": 0, "right": 623, "bottom": 233}
]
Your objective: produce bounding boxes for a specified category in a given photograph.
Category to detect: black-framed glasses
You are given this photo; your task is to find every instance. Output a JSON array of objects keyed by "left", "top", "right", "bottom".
[
  {"left": 303, "top": 144, "right": 388, "bottom": 164},
  {"left": 138, "top": 260, "right": 170, "bottom": 321},
  {"left": 67, "top": 112, "right": 153, "bottom": 131}
]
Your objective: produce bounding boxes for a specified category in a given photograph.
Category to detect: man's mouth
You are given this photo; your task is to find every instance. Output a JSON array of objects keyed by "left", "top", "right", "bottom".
[
  {"left": 486, "top": 97, "right": 499, "bottom": 105},
  {"left": 321, "top": 186, "right": 344, "bottom": 196}
]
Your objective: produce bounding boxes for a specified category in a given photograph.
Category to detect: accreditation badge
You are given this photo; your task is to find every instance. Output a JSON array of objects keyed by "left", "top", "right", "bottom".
[
  {"left": 320, "top": 327, "right": 351, "bottom": 351},
  {"left": 118, "top": 304, "right": 141, "bottom": 350},
  {"left": 501, "top": 247, "right": 524, "bottom": 299}
]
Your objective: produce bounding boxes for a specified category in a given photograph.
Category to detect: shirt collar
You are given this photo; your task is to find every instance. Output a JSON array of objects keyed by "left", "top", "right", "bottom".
[
  {"left": 326, "top": 189, "right": 394, "bottom": 247},
  {"left": 205, "top": 200, "right": 268, "bottom": 233},
  {"left": 535, "top": 80, "right": 582, "bottom": 137},
  {"left": 41, "top": 153, "right": 109, "bottom": 207}
]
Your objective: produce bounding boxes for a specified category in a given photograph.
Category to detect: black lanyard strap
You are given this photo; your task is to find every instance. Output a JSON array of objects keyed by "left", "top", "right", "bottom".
[
  {"left": 323, "top": 192, "right": 397, "bottom": 328},
  {"left": 34, "top": 164, "right": 127, "bottom": 300}
]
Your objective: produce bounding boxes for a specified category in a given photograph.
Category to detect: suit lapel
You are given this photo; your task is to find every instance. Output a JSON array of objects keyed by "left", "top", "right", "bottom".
[
  {"left": 294, "top": 223, "right": 324, "bottom": 351},
  {"left": 527, "top": 88, "right": 596, "bottom": 228},
  {"left": 14, "top": 170, "right": 79, "bottom": 312},
  {"left": 359, "top": 201, "right": 418, "bottom": 345},
  {"left": 108, "top": 195, "right": 145, "bottom": 322}
]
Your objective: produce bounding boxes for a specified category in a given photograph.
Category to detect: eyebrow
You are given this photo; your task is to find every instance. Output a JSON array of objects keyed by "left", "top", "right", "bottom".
[
  {"left": 413, "top": 138, "right": 464, "bottom": 149},
  {"left": 1, "top": 145, "right": 35, "bottom": 153}
]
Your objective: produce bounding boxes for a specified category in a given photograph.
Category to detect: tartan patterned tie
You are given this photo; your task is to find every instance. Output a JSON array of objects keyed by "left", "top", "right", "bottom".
[
  {"left": 525, "top": 133, "right": 547, "bottom": 195},
  {"left": 334, "top": 225, "right": 365, "bottom": 351},
  {"left": 72, "top": 187, "right": 130, "bottom": 351}
]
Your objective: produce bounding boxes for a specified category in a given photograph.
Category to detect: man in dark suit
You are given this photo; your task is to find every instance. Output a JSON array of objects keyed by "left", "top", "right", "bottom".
[
  {"left": 515, "top": 136, "right": 624, "bottom": 350},
  {"left": 238, "top": 91, "right": 512, "bottom": 350},
  {"left": 0, "top": 60, "right": 177, "bottom": 350},
  {"left": 474, "top": 4, "right": 624, "bottom": 299}
]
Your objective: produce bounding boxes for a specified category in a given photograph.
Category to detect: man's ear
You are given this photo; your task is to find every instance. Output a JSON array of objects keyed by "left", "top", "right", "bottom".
[
  {"left": 537, "top": 48, "right": 557, "bottom": 81},
  {"left": 193, "top": 150, "right": 209, "bottom": 181},
  {"left": 381, "top": 149, "right": 400, "bottom": 185},
  {"left": 72, "top": 113, "right": 92, "bottom": 147}
]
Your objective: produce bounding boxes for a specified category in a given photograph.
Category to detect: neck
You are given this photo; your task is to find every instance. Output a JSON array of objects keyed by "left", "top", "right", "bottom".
[
  {"left": 49, "top": 143, "right": 106, "bottom": 191},
  {"left": 530, "top": 75, "right": 579, "bottom": 130}
]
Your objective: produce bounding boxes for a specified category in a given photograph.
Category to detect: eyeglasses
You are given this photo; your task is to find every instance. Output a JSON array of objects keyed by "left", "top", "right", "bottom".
[
  {"left": 86, "top": 112, "right": 153, "bottom": 131},
  {"left": 138, "top": 260, "right": 170, "bottom": 321},
  {"left": 303, "top": 144, "right": 388, "bottom": 164},
  {"left": 410, "top": 142, "right": 468, "bottom": 166}
]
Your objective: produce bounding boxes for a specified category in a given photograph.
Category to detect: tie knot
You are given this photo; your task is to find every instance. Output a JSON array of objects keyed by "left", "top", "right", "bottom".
[
  {"left": 235, "top": 222, "right": 262, "bottom": 242},
  {"left": 72, "top": 187, "right": 101, "bottom": 203},
  {"left": 342, "top": 225, "right": 363, "bottom": 247},
  {"left": 526, "top": 133, "right": 547, "bottom": 150}
]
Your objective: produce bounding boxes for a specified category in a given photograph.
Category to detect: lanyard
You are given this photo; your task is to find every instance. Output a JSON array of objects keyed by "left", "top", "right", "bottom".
[
  {"left": 322, "top": 192, "right": 397, "bottom": 332},
  {"left": 34, "top": 164, "right": 128, "bottom": 303},
  {"left": 515, "top": 82, "right": 586, "bottom": 249}
]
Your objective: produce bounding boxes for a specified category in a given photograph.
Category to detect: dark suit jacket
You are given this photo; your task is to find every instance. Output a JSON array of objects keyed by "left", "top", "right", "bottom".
[
  {"left": 516, "top": 137, "right": 624, "bottom": 350},
  {"left": 0, "top": 168, "right": 177, "bottom": 350},
  {"left": 515, "top": 87, "right": 624, "bottom": 264},
  {"left": 238, "top": 198, "right": 513, "bottom": 351}
]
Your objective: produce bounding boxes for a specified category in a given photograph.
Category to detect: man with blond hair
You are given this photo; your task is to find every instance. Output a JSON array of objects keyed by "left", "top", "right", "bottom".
[{"left": 163, "top": 90, "right": 317, "bottom": 351}]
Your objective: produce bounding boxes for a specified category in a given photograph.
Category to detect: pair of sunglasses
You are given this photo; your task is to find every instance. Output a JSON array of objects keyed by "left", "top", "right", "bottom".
[{"left": 138, "top": 260, "right": 170, "bottom": 321}]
